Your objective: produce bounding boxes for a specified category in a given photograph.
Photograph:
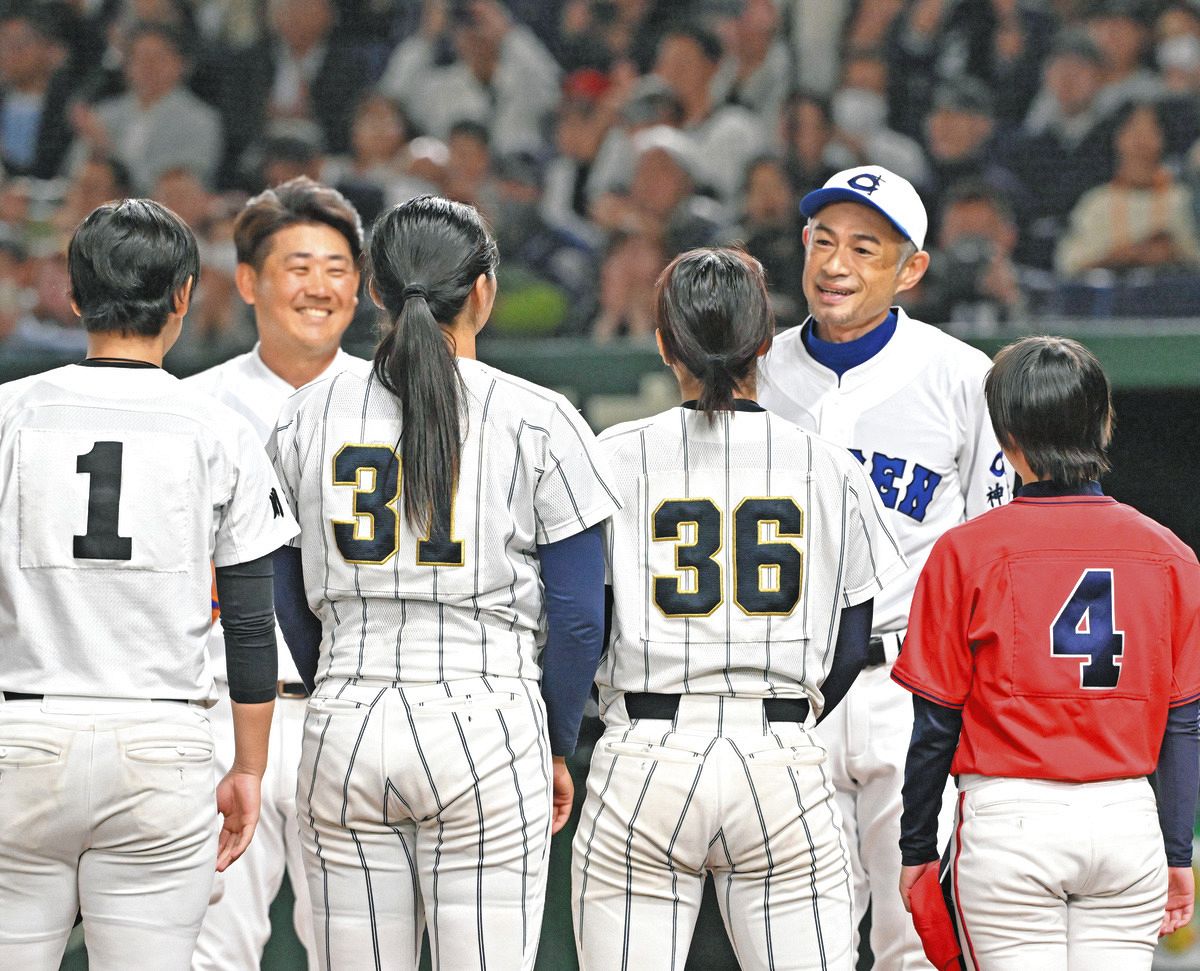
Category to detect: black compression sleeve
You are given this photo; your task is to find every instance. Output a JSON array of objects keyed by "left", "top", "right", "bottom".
[
  {"left": 815, "top": 599, "right": 873, "bottom": 724},
  {"left": 900, "top": 695, "right": 963, "bottom": 866},
  {"left": 272, "top": 546, "right": 322, "bottom": 692},
  {"left": 1153, "top": 700, "right": 1199, "bottom": 867},
  {"left": 215, "top": 553, "right": 279, "bottom": 704}
]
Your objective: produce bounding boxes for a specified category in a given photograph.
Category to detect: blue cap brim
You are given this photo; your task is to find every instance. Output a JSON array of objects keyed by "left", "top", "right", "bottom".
[{"left": 799, "top": 187, "right": 914, "bottom": 246}]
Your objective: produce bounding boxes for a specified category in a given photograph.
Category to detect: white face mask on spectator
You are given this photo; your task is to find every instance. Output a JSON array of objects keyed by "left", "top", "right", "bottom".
[{"left": 831, "top": 87, "right": 888, "bottom": 135}]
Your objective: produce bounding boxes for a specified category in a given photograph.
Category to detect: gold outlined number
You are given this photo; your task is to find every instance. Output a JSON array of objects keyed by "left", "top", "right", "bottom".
[
  {"left": 331, "top": 444, "right": 463, "bottom": 566},
  {"left": 652, "top": 496, "right": 804, "bottom": 617}
]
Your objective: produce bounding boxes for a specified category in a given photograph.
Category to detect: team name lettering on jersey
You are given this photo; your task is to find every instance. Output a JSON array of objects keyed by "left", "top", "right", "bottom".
[{"left": 848, "top": 449, "right": 942, "bottom": 523}]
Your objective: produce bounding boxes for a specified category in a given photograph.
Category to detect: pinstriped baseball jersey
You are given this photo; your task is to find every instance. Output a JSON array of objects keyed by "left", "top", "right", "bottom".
[
  {"left": 595, "top": 404, "right": 906, "bottom": 718},
  {"left": 0, "top": 363, "right": 298, "bottom": 701},
  {"left": 758, "top": 310, "right": 1013, "bottom": 635},
  {"left": 269, "top": 356, "right": 621, "bottom": 686}
]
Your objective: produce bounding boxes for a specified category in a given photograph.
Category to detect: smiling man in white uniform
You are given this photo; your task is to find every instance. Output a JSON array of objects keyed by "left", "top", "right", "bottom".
[
  {"left": 758, "top": 165, "right": 1012, "bottom": 969},
  {"left": 188, "top": 177, "right": 372, "bottom": 971}
]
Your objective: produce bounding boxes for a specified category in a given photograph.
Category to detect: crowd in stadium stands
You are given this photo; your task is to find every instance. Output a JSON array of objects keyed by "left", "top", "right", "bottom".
[{"left": 3, "top": 0, "right": 1200, "bottom": 358}]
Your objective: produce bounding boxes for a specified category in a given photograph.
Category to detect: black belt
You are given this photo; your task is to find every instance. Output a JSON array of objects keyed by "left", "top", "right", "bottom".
[
  {"left": 624, "top": 692, "right": 809, "bottom": 723},
  {"left": 0, "top": 692, "right": 190, "bottom": 704},
  {"left": 866, "top": 636, "right": 888, "bottom": 668}
]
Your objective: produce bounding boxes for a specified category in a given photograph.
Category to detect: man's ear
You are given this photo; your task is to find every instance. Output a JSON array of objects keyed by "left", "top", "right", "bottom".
[
  {"left": 173, "top": 275, "right": 195, "bottom": 317},
  {"left": 234, "top": 263, "right": 257, "bottom": 306},
  {"left": 895, "top": 250, "right": 931, "bottom": 295}
]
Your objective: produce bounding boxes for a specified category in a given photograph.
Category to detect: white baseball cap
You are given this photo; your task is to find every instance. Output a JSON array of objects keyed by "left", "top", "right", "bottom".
[{"left": 800, "top": 165, "right": 928, "bottom": 251}]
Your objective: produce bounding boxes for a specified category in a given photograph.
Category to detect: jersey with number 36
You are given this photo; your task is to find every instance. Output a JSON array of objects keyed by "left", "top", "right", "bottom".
[
  {"left": 0, "top": 364, "right": 299, "bottom": 701},
  {"left": 596, "top": 404, "right": 906, "bottom": 718},
  {"left": 892, "top": 491, "right": 1200, "bottom": 781}
]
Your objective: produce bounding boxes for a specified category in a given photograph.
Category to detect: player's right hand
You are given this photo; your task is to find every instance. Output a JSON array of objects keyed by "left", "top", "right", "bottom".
[
  {"left": 551, "top": 756, "right": 574, "bottom": 835},
  {"left": 1161, "top": 865, "right": 1195, "bottom": 937},
  {"left": 215, "top": 769, "right": 263, "bottom": 872}
]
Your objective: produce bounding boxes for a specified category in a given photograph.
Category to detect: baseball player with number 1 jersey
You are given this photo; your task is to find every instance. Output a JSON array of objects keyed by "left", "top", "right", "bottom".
[{"left": 758, "top": 165, "right": 1013, "bottom": 968}]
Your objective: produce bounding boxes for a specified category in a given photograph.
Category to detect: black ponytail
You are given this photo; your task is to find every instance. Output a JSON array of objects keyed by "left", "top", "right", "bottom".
[
  {"left": 368, "top": 195, "right": 499, "bottom": 532},
  {"left": 655, "top": 248, "right": 774, "bottom": 421}
]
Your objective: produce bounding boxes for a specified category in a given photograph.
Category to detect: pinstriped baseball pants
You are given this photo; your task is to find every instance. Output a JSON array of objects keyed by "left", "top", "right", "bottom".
[
  {"left": 296, "top": 677, "right": 553, "bottom": 971},
  {"left": 571, "top": 694, "right": 855, "bottom": 971}
]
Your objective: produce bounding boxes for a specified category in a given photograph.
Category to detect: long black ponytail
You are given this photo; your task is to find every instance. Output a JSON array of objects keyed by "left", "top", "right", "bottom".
[
  {"left": 368, "top": 195, "right": 499, "bottom": 533},
  {"left": 655, "top": 248, "right": 774, "bottom": 421}
]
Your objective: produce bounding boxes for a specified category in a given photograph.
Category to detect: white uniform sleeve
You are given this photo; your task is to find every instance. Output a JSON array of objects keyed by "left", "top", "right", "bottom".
[
  {"left": 213, "top": 415, "right": 299, "bottom": 567},
  {"left": 841, "top": 459, "right": 908, "bottom": 608},
  {"left": 266, "top": 400, "right": 304, "bottom": 550},
  {"left": 533, "top": 402, "right": 622, "bottom": 545},
  {"left": 957, "top": 359, "right": 1014, "bottom": 521}
]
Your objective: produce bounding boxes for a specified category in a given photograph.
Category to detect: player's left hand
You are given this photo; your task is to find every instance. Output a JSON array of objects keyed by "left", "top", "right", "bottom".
[
  {"left": 899, "top": 861, "right": 939, "bottom": 913},
  {"left": 1161, "top": 865, "right": 1195, "bottom": 937},
  {"left": 215, "top": 769, "right": 263, "bottom": 872},
  {"left": 551, "top": 756, "right": 574, "bottom": 835}
]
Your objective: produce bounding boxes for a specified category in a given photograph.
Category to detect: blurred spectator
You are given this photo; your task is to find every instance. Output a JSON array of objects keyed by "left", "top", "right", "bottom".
[
  {"left": 729, "top": 154, "right": 804, "bottom": 329},
  {"left": 591, "top": 124, "right": 726, "bottom": 257},
  {"left": 0, "top": 4, "right": 75, "bottom": 179},
  {"left": 67, "top": 22, "right": 222, "bottom": 193},
  {"left": 440, "top": 118, "right": 501, "bottom": 216},
  {"left": 922, "top": 77, "right": 1023, "bottom": 228},
  {"left": 1003, "top": 30, "right": 1117, "bottom": 269},
  {"left": 541, "top": 67, "right": 620, "bottom": 249},
  {"left": 152, "top": 167, "right": 252, "bottom": 359},
  {"left": 10, "top": 237, "right": 88, "bottom": 354},
  {"left": 1156, "top": 32, "right": 1200, "bottom": 159},
  {"left": 1085, "top": 0, "right": 1161, "bottom": 117},
  {"left": 904, "top": 178, "right": 1026, "bottom": 331},
  {"left": 710, "top": 0, "right": 788, "bottom": 133},
  {"left": 379, "top": 0, "right": 561, "bottom": 155},
  {"left": 790, "top": 0, "right": 854, "bottom": 95},
  {"left": 215, "top": 0, "right": 374, "bottom": 189},
  {"left": 1057, "top": 102, "right": 1200, "bottom": 278},
  {"left": 586, "top": 68, "right": 683, "bottom": 201},
  {"left": 257, "top": 131, "right": 326, "bottom": 190},
  {"left": 591, "top": 230, "right": 661, "bottom": 341},
  {"left": 831, "top": 48, "right": 930, "bottom": 187},
  {"left": 780, "top": 91, "right": 851, "bottom": 194},
  {"left": 320, "top": 93, "right": 437, "bottom": 222},
  {"left": 844, "top": 0, "right": 905, "bottom": 50},
  {"left": 652, "top": 23, "right": 765, "bottom": 203},
  {"left": 555, "top": 0, "right": 657, "bottom": 71},
  {"left": 50, "top": 152, "right": 132, "bottom": 234}
]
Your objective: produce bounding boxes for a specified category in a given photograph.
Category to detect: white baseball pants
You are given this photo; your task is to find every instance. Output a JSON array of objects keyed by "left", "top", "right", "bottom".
[
  {"left": 817, "top": 662, "right": 954, "bottom": 970},
  {"left": 572, "top": 694, "right": 855, "bottom": 971},
  {"left": 0, "top": 696, "right": 217, "bottom": 970},
  {"left": 297, "top": 676, "right": 553, "bottom": 971},
  {"left": 193, "top": 693, "right": 315, "bottom": 970},
  {"left": 950, "top": 774, "right": 1167, "bottom": 971}
]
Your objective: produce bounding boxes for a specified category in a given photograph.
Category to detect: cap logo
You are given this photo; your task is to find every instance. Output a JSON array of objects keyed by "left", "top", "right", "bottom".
[{"left": 847, "top": 172, "right": 884, "bottom": 194}]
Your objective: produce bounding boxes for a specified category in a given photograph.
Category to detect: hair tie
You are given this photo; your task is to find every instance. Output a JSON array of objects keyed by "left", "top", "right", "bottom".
[{"left": 401, "top": 284, "right": 429, "bottom": 303}]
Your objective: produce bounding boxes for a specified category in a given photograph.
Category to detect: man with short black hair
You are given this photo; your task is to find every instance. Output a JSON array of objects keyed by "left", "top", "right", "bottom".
[
  {"left": 188, "top": 176, "right": 370, "bottom": 971},
  {"left": 0, "top": 198, "right": 297, "bottom": 969}
]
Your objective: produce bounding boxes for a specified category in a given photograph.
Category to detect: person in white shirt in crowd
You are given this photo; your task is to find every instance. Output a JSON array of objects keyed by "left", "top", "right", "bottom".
[
  {"left": 709, "top": 0, "right": 790, "bottom": 134},
  {"left": 188, "top": 176, "right": 372, "bottom": 971},
  {"left": 379, "top": 0, "right": 561, "bottom": 156}
]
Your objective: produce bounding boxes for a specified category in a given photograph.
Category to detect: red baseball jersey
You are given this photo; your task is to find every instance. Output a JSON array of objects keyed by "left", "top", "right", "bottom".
[{"left": 892, "top": 490, "right": 1200, "bottom": 781}]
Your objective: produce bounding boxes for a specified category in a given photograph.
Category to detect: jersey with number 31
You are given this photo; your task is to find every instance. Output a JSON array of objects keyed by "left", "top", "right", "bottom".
[
  {"left": 0, "top": 364, "right": 298, "bottom": 701},
  {"left": 596, "top": 405, "right": 906, "bottom": 717},
  {"left": 892, "top": 491, "right": 1200, "bottom": 781}
]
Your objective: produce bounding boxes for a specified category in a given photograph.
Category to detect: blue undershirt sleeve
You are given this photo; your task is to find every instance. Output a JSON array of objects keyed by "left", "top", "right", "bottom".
[
  {"left": 271, "top": 545, "right": 322, "bottom": 693},
  {"left": 816, "top": 599, "right": 873, "bottom": 724},
  {"left": 901, "top": 695, "right": 963, "bottom": 866},
  {"left": 1153, "top": 700, "right": 1199, "bottom": 867},
  {"left": 538, "top": 523, "right": 607, "bottom": 757}
]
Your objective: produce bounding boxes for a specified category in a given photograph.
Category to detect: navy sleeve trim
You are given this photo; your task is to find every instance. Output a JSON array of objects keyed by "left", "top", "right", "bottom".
[
  {"left": 1153, "top": 700, "right": 1199, "bottom": 868},
  {"left": 900, "top": 695, "right": 962, "bottom": 866},
  {"left": 891, "top": 672, "right": 965, "bottom": 711},
  {"left": 816, "top": 599, "right": 872, "bottom": 724},
  {"left": 272, "top": 545, "right": 321, "bottom": 692}
]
